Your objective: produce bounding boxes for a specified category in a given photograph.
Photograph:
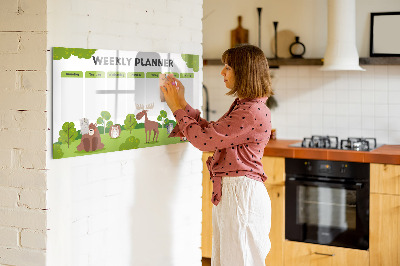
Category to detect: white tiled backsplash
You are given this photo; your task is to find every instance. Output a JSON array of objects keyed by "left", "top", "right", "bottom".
[{"left": 203, "top": 65, "right": 400, "bottom": 145}]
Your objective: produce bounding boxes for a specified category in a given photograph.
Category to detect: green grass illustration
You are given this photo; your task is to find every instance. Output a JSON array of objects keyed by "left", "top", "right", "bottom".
[{"left": 54, "top": 128, "right": 186, "bottom": 159}]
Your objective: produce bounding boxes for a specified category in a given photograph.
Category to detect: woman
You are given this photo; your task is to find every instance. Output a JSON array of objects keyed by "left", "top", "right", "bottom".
[{"left": 161, "top": 44, "right": 273, "bottom": 266}]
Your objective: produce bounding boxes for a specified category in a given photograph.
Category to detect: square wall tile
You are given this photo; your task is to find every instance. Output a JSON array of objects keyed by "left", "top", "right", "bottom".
[
  {"left": 388, "top": 131, "right": 400, "bottom": 144},
  {"left": 375, "top": 104, "right": 388, "bottom": 117},
  {"left": 389, "top": 104, "right": 400, "bottom": 117},
  {"left": 388, "top": 91, "right": 400, "bottom": 104},
  {"left": 374, "top": 78, "right": 388, "bottom": 91}
]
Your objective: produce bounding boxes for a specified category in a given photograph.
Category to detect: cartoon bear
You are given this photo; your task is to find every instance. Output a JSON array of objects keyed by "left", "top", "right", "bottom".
[
  {"left": 109, "top": 124, "right": 121, "bottom": 139},
  {"left": 77, "top": 123, "right": 104, "bottom": 152}
]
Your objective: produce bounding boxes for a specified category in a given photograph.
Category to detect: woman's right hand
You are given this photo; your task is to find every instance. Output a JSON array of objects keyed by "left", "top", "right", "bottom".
[{"left": 167, "top": 74, "right": 187, "bottom": 108}]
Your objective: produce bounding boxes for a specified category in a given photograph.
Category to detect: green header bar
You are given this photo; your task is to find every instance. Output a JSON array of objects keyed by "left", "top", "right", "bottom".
[
  {"left": 163, "top": 72, "right": 179, "bottom": 78},
  {"left": 127, "top": 72, "right": 145, "bottom": 78},
  {"left": 146, "top": 72, "right": 162, "bottom": 78},
  {"left": 61, "top": 71, "right": 83, "bottom": 78},
  {"left": 85, "top": 71, "right": 105, "bottom": 78},
  {"left": 180, "top": 73, "right": 194, "bottom": 78},
  {"left": 107, "top": 72, "right": 126, "bottom": 78}
]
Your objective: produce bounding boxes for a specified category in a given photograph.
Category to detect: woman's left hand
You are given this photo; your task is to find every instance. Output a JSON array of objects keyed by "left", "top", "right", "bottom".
[{"left": 160, "top": 79, "right": 183, "bottom": 113}]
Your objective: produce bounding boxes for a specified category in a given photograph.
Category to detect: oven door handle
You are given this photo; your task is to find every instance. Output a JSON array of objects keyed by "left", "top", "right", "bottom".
[{"left": 286, "top": 177, "right": 364, "bottom": 189}]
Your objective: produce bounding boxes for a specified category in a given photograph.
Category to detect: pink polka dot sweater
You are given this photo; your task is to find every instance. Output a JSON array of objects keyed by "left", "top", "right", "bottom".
[{"left": 169, "top": 97, "right": 272, "bottom": 206}]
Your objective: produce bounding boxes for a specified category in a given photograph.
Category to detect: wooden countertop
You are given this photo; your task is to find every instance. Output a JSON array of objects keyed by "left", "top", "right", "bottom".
[{"left": 263, "top": 139, "right": 400, "bottom": 165}]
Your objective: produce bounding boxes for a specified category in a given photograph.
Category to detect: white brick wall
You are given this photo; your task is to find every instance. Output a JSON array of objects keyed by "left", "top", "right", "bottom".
[
  {"left": 0, "top": 0, "right": 48, "bottom": 265},
  {"left": 46, "top": 1, "right": 203, "bottom": 266}
]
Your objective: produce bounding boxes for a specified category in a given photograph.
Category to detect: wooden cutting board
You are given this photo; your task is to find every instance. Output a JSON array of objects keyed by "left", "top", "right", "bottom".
[{"left": 231, "top": 16, "right": 249, "bottom": 48}]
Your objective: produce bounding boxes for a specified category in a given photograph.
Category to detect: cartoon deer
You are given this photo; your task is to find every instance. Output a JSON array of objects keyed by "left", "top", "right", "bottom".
[{"left": 135, "top": 103, "right": 159, "bottom": 143}]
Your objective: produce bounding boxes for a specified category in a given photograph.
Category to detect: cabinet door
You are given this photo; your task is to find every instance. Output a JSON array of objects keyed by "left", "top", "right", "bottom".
[
  {"left": 265, "top": 184, "right": 285, "bottom": 266},
  {"left": 370, "top": 163, "right": 400, "bottom": 195},
  {"left": 284, "top": 241, "right": 369, "bottom": 266},
  {"left": 202, "top": 152, "right": 213, "bottom": 258},
  {"left": 370, "top": 193, "right": 400, "bottom": 266},
  {"left": 261, "top": 156, "right": 285, "bottom": 186}
]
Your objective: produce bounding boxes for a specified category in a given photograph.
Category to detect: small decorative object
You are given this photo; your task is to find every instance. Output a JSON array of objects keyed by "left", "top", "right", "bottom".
[
  {"left": 270, "top": 129, "right": 277, "bottom": 140},
  {"left": 266, "top": 95, "right": 278, "bottom": 110},
  {"left": 273, "top": 21, "right": 279, "bottom": 58},
  {"left": 370, "top": 12, "right": 400, "bottom": 56},
  {"left": 231, "top": 16, "right": 249, "bottom": 48},
  {"left": 257, "top": 8, "right": 262, "bottom": 48},
  {"left": 289, "top": 36, "right": 306, "bottom": 58}
]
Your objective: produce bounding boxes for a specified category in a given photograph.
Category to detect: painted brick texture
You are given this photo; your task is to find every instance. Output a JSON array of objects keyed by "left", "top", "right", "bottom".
[{"left": 0, "top": 0, "right": 48, "bottom": 265}]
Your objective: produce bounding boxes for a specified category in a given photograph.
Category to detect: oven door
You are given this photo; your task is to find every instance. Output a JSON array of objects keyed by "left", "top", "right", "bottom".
[{"left": 285, "top": 177, "right": 369, "bottom": 250}]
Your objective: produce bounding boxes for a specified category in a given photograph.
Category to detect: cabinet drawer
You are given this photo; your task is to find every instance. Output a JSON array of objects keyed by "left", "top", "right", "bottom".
[{"left": 284, "top": 241, "right": 369, "bottom": 266}]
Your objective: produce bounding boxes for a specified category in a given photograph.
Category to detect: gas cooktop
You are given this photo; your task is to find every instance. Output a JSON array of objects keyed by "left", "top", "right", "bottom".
[{"left": 289, "top": 135, "right": 383, "bottom": 151}]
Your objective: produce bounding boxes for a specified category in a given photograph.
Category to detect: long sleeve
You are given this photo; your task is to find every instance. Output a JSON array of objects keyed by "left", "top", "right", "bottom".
[
  {"left": 168, "top": 103, "right": 210, "bottom": 138},
  {"left": 172, "top": 105, "right": 257, "bottom": 152}
]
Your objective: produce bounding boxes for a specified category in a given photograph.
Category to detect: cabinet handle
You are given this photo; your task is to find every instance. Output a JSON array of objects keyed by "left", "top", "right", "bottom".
[{"left": 313, "top": 252, "right": 335, "bottom": 257}]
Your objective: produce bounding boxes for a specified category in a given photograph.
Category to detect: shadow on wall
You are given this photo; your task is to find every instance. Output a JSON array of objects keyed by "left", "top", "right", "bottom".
[{"left": 130, "top": 143, "right": 191, "bottom": 265}]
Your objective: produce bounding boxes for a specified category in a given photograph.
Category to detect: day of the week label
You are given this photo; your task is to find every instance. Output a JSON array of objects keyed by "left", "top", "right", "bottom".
[
  {"left": 163, "top": 72, "right": 179, "bottom": 78},
  {"left": 180, "top": 73, "right": 194, "bottom": 78},
  {"left": 85, "top": 71, "right": 105, "bottom": 78},
  {"left": 107, "top": 72, "right": 126, "bottom": 78},
  {"left": 146, "top": 72, "right": 162, "bottom": 78},
  {"left": 61, "top": 71, "right": 83, "bottom": 78},
  {"left": 127, "top": 72, "right": 145, "bottom": 78}
]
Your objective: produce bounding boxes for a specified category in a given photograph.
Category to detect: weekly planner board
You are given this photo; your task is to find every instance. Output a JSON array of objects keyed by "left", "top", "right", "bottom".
[{"left": 52, "top": 47, "right": 200, "bottom": 159}]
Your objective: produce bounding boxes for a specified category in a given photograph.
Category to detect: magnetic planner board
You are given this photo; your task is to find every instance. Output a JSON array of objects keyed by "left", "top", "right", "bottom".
[{"left": 52, "top": 47, "right": 200, "bottom": 159}]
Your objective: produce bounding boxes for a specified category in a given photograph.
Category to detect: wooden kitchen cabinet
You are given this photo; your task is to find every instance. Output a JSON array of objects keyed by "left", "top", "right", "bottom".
[
  {"left": 202, "top": 152, "right": 213, "bottom": 258},
  {"left": 370, "top": 163, "right": 400, "bottom": 266},
  {"left": 370, "top": 163, "right": 400, "bottom": 195},
  {"left": 262, "top": 156, "right": 285, "bottom": 266},
  {"left": 264, "top": 184, "right": 285, "bottom": 266},
  {"left": 284, "top": 240, "right": 369, "bottom": 266}
]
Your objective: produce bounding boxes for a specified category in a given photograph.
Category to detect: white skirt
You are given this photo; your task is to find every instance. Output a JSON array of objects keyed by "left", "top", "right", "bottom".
[{"left": 212, "top": 176, "right": 271, "bottom": 266}]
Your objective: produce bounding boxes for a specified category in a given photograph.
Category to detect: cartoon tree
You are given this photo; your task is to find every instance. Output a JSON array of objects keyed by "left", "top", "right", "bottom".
[
  {"left": 124, "top": 114, "right": 137, "bottom": 134},
  {"left": 119, "top": 136, "right": 140, "bottom": 151},
  {"left": 97, "top": 111, "right": 111, "bottom": 134},
  {"left": 58, "top": 122, "right": 79, "bottom": 148},
  {"left": 157, "top": 110, "right": 168, "bottom": 128},
  {"left": 106, "top": 121, "right": 113, "bottom": 133}
]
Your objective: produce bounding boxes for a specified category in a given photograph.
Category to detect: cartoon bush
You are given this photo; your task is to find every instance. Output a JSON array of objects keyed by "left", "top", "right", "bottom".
[
  {"left": 124, "top": 114, "right": 137, "bottom": 134},
  {"left": 58, "top": 122, "right": 79, "bottom": 148},
  {"left": 53, "top": 143, "right": 64, "bottom": 159},
  {"left": 53, "top": 47, "right": 97, "bottom": 60},
  {"left": 181, "top": 54, "right": 199, "bottom": 72},
  {"left": 119, "top": 136, "right": 140, "bottom": 151}
]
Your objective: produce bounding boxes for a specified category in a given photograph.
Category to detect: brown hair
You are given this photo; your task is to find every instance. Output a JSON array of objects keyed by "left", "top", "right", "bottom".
[{"left": 221, "top": 44, "right": 273, "bottom": 99}]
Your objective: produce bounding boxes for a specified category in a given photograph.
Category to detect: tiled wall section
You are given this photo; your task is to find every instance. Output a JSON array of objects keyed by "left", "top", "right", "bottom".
[
  {"left": 203, "top": 65, "right": 400, "bottom": 145},
  {"left": 271, "top": 65, "right": 400, "bottom": 144}
]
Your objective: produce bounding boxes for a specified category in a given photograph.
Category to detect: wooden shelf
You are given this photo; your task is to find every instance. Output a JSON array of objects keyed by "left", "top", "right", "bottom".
[
  {"left": 203, "top": 58, "right": 322, "bottom": 67},
  {"left": 203, "top": 57, "right": 400, "bottom": 67},
  {"left": 359, "top": 57, "right": 400, "bottom": 65}
]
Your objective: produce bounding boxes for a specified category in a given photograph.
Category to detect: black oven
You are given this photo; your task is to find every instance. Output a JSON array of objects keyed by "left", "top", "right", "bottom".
[{"left": 285, "top": 158, "right": 369, "bottom": 250}]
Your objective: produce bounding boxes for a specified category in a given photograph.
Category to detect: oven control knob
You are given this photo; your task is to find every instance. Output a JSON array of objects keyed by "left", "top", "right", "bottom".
[
  {"left": 305, "top": 162, "right": 312, "bottom": 171},
  {"left": 340, "top": 164, "right": 347, "bottom": 174}
]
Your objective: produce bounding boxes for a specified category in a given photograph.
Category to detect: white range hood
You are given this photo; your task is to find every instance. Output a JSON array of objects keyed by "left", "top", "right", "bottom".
[{"left": 320, "top": 0, "right": 365, "bottom": 71}]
